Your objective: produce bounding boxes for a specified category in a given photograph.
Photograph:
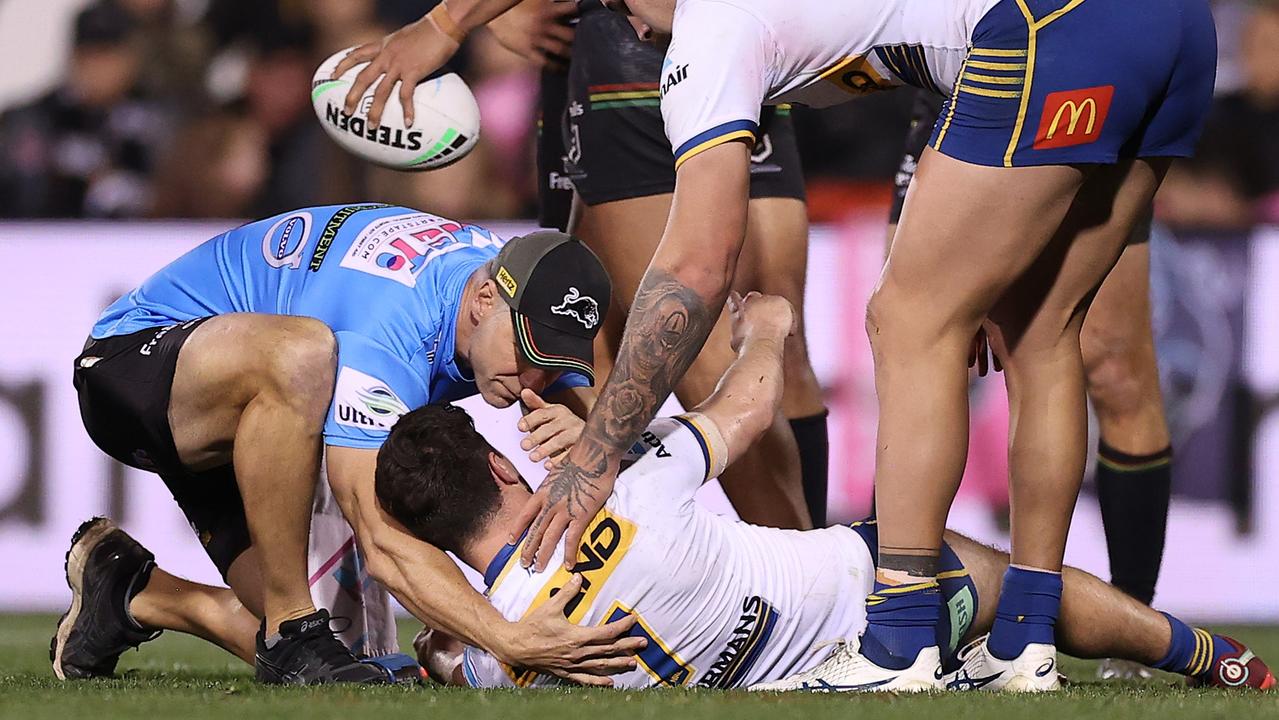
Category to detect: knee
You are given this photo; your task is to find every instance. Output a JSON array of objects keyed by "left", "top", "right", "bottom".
[
  {"left": 865, "top": 282, "right": 931, "bottom": 354},
  {"left": 263, "top": 318, "right": 337, "bottom": 415},
  {"left": 1080, "top": 324, "right": 1149, "bottom": 418}
]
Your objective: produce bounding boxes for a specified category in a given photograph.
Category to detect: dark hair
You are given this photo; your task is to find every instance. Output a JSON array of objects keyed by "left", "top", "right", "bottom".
[{"left": 375, "top": 404, "right": 502, "bottom": 553}]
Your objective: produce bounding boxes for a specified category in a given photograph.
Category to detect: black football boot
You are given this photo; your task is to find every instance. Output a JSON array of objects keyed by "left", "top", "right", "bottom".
[
  {"left": 254, "top": 609, "right": 389, "bottom": 685},
  {"left": 51, "top": 517, "right": 162, "bottom": 679}
]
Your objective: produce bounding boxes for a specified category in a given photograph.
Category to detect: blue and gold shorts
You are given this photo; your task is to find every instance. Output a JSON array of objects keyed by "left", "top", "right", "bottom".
[{"left": 931, "top": 0, "right": 1217, "bottom": 168}]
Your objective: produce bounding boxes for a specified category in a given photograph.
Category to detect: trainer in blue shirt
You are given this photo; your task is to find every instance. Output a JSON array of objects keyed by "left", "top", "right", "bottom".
[{"left": 62, "top": 204, "right": 640, "bottom": 687}]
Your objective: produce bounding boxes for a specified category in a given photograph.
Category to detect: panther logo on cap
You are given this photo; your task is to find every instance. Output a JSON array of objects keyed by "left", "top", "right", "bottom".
[{"left": 551, "top": 287, "right": 600, "bottom": 329}]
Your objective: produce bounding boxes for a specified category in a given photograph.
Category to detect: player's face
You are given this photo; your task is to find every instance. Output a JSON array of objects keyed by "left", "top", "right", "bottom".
[{"left": 468, "top": 309, "right": 559, "bottom": 407}]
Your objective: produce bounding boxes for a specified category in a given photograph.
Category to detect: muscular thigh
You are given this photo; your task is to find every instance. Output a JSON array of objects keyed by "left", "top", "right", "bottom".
[
  {"left": 990, "top": 160, "right": 1168, "bottom": 349},
  {"left": 169, "top": 313, "right": 334, "bottom": 471},
  {"left": 882, "top": 149, "right": 1084, "bottom": 329}
]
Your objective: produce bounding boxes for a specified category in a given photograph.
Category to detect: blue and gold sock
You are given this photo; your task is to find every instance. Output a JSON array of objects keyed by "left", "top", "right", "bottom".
[
  {"left": 860, "top": 578, "right": 942, "bottom": 670},
  {"left": 987, "top": 565, "right": 1062, "bottom": 661},
  {"left": 1153, "top": 612, "right": 1218, "bottom": 678}
]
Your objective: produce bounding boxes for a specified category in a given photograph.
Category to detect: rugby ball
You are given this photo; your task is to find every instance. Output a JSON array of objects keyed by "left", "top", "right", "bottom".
[{"left": 311, "top": 47, "right": 480, "bottom": 171}]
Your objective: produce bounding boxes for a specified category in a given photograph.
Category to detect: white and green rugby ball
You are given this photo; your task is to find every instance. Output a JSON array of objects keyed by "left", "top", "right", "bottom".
[{"left": 311, "top": 47, "right": 480, "bottom": 171}]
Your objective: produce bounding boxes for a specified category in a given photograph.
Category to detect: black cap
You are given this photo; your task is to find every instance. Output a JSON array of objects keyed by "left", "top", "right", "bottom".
[
  {"left": 74, "top": 2, "right": 138, "bottom": 48},
  {"left": 495, "top": 231, "right": 611, "bottom": 384}
]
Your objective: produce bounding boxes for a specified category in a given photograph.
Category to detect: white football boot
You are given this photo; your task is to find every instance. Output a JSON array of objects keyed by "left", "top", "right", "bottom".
[
  {"left": 750, "top": 637, "right": 943, "bottom": 693},
  {"left": 943, "top": 635, "right": 1062, "bottom": 692}
]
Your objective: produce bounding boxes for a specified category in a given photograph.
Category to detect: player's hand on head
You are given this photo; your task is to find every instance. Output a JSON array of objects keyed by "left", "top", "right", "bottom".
[
  {"left": 502, "top": 573, "right": 645, "bottom": 685},
  {"left": 511, "top": 451, "right": 617, "bottom": 571},
  {"left": 728, "top": 291, "right": 796, "bottom": 352},
  {"left": 487, "top": 0, "right": 577, "bottom": 70},
  {"left": 518, "top": 388, "right": 584, "bottom": 468},
  {"left": 333, "top": 15, "right": 460, "bottom": 128}
]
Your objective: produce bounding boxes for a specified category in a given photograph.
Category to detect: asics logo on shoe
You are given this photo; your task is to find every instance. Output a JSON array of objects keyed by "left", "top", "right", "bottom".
[
  {"left": 946, "top": 669, "right": 1001, "bottom": 691},
  {"left": 1035, "top": 658, "right": 1056, "bottom": 677},
  {"left": 299, "top": 619, "right": 326, "bottom": 634}
]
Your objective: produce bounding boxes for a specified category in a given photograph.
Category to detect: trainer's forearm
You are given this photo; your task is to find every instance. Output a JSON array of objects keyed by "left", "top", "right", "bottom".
[{"left": 363, "top": 523, "right": 517, "bottom": 657}]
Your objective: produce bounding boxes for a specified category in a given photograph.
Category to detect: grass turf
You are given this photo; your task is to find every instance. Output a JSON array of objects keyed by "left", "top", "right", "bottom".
[{"left": 2, "top": 614, "right": 1275, "bottom": 719}]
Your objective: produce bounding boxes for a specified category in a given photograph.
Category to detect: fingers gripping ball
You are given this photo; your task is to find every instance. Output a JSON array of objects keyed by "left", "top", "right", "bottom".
[{"left": 312, "top": 47, "right": 480, "bottom": 171}]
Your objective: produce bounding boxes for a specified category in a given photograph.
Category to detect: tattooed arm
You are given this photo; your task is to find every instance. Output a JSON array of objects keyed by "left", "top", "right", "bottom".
[{"left": 514, "top": 140, "right": 754, "bottom": 569}]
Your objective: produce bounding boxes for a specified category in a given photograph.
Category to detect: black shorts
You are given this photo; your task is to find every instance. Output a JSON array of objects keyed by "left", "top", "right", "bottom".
[
  {"left": 74, "top": 318, "right": 251, "bottom": 579},
  {"left": 536, "top": 1, "right": 804, "bottom": 229},
  {"left": 888, "top": 90, "right": 1153, "bottom": 244}
]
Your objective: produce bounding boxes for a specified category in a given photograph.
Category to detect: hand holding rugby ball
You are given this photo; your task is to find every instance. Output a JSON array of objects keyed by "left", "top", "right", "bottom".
[{"left": 311, "top": 47, "right": 480, "bottom": 171}]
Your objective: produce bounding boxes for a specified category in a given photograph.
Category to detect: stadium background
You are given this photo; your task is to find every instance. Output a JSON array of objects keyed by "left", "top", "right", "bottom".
[{"left": 0, "top": 0, "right": 1276, "bottom": 621}]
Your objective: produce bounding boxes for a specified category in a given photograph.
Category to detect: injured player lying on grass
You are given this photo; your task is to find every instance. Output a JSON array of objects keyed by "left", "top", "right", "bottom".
[{"left": 378, "top": 292, "right": 1273, "bottom": 692}]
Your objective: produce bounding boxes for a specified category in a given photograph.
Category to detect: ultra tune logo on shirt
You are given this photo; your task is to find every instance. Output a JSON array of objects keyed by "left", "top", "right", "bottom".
[
  {"left": 333, "top": 366, "right": 410, "bottom": 431},
  {"left": 340, "top": 213, "right": 468, "bottom": 286}
]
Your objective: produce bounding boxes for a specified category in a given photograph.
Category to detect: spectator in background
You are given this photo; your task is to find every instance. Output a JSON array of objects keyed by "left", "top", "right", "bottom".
[
  {"left": 0, "top": 1, "right": 173, "bottom": 218},
  {"left": 1158, "top": 1, "right": 1279, "bottom": 228},
  {"left": 118, "top": 0, "right": 212, "bottom": 113},
  {"left": 151, "top": 110, "right": 269, "bottom": 218}
]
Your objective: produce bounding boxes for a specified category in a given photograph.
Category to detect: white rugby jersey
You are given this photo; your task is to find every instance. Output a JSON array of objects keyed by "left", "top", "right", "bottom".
[
  {"left": 660, "top": 0, "right": 1000, "bottom": 167},
  {"left": 462, "top": 416, "right": 876, "bottom": 689}
]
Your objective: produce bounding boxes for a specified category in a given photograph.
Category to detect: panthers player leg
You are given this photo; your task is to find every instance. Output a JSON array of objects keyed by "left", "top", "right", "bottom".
[
  {"left": 62, "top": 314, "right": 385, "bottom": 684},
  {"left": 734, "top": 196, "right": 830, "bottom": 525},
  {"left": 1081, "top": 230, "right": 1175, "bottom": 680}
]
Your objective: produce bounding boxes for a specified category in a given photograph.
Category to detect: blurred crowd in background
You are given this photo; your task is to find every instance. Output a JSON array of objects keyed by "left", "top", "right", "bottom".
[{"left": 0, "top": 0, "right": 1277, "bottom": 225}]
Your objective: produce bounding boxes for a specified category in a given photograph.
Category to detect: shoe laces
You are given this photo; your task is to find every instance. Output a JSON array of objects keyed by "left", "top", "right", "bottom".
[{"left": 299, "top": 617, "right": 361, "bottom": 667}]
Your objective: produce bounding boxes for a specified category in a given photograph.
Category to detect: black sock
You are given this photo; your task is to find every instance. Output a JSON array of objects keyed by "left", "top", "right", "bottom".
[
  {"left": 1096, "top": 441, "right": 1173, "bottom": 605},
  {"left": 790, "top": 411, "right": 829, "bottom": 527}
]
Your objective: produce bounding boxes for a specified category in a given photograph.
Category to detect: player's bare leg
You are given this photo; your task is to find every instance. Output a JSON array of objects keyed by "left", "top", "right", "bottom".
[
  {"left": 736, "top": 197, "right": 830, "bottom": 524},
  {"left": 859, "top": 149, "right": 1085, "bottom": 686},
  {"left": 1083, "top": 239, "right": 1173, "bottom": 589},
  {"left": 573, "top": 193, "right": 811, "bottom": 528},
  {"left": 166, "top": 313, "right": 334, "bottom": 634},
  {"left": 1081, "top": 235, "right": 1173, "bottom": 680},
  {"left": 941, "top": 158, "right": 1169, "bottom": 691},
  {"left": 947, "top": 531, "right": 1275, "bottom": 690},
  {"left": 129, "top": 564, "right": 259, "bottom": 664}
]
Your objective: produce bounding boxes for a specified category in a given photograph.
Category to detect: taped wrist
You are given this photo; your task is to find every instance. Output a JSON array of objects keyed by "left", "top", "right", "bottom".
[
  {"left": 679, "top": 412, "right": 729, "bottom": 479},
  {"left": 428, "top": 1, "right": 467, "bottom": 45}
]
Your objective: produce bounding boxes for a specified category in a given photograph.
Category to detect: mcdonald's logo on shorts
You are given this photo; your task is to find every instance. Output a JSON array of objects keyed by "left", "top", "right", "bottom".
[{"left": 1033, "top": 85, "right": 1115, "bottom": 150}]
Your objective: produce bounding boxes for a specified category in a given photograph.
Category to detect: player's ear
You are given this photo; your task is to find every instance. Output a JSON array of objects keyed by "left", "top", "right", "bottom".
[{"left": 488, "top": 451, "right": 521, "bottom": 487}]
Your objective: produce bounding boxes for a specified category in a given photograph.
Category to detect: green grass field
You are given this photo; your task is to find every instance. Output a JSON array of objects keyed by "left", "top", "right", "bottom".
[{"left": 2, "top": 615, "right": 1275, "bottom": 719}]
